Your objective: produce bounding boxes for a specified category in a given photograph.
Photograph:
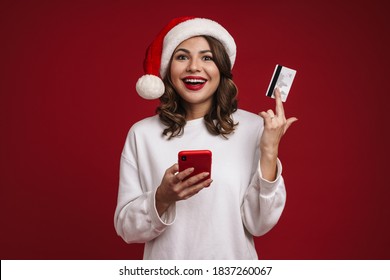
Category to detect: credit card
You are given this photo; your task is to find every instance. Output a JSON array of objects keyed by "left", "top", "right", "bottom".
[{"left": 266, "top": 64, "right": 297, "bottom": 102}]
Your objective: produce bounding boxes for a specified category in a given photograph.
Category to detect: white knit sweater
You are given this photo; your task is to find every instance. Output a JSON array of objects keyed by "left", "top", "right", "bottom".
[{"left": 114, "top": 109, "right": 286, "bottom": 259}]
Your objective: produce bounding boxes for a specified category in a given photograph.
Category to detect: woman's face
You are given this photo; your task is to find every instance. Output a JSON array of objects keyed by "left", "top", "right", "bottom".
[{"left": 170, "top": 36, "right": 220, "bottom": 116}]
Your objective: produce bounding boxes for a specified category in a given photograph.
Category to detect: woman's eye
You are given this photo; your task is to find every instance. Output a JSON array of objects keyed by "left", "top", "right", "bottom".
[
  {"left": 176, "top": 55, "right": 188, "bottom": 60},
  {"left": 203, "top": 56, "right": 213, "bottom": 61}
]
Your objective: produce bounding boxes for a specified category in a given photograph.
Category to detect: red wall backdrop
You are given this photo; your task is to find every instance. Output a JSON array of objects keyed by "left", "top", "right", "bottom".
[{"left": 1, "top": 0, "right": 389, "bottom": 259}]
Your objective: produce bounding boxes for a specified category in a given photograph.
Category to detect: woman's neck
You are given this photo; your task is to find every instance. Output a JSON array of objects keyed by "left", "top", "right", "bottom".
[{"left": 184, "top": 101, "right": 212, "bottom": 120}]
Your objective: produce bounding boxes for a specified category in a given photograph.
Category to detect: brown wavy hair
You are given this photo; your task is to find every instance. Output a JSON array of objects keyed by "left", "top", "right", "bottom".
[{"left": 156, "top": 35, "right": 238, "bottom": 139}]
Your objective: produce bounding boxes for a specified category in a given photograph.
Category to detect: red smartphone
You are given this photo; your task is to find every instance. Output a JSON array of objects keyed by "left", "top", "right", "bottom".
[{"left": 178, "top": 150, "right": 212, "bottom": 182}]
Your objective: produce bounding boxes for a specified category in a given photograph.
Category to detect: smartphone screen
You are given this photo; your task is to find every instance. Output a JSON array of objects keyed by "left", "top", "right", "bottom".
[{"left": 178, "top": 150, "right": 212, "bottom": 181}]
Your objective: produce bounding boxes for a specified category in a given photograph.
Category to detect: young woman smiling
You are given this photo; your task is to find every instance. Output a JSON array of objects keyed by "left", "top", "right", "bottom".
[{"left": 114, "top": 17, "right": 297, "bottom": 260}]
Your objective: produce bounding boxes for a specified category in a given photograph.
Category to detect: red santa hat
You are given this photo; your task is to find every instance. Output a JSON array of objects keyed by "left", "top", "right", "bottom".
[{"left": 136, "top": 16, "right": 236, "bottom": 100}]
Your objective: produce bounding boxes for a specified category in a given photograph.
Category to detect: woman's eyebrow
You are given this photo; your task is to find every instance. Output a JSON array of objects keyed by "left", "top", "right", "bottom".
[
  {"left": 174, "top": 48, "right": 190, "bottom": 54},
  {"left": 174, "top": 48, "right": 212, "bottom": 54}
]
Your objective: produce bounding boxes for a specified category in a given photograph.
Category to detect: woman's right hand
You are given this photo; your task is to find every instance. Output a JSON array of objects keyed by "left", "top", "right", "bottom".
[{"left": 155, "top": 163, "right": 212, "bottom": 216}]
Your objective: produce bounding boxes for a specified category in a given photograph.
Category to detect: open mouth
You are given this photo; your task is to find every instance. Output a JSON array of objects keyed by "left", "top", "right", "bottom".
[
  {"left": 182, "top": 77, "right": 207, "bottom": 90},
  {"left": 183, "top": 78, "right": 206, "bottom": 85}
]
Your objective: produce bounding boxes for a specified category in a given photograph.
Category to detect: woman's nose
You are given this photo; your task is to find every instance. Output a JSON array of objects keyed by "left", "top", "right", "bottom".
[{"left": 187, "top": 59, "right": 201, "bottom": 72}]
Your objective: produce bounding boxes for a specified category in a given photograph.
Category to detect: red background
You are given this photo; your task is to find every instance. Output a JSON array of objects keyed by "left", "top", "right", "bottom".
[{"left": 1, "top": 0, "right": 389, "bottom": 259}]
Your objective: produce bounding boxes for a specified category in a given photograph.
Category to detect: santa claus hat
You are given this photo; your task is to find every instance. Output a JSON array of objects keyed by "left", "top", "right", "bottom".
[{"left": 135, "top": 16, "right": 236, "bottom": 100}]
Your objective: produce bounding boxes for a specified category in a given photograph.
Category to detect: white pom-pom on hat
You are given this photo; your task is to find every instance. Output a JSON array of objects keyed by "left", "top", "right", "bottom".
[
  {"left": 136, "top": 74, "right": 165, "bottom": 100},
  {"left": 136, "top": 16, "right": 236, "bottom": 100}
]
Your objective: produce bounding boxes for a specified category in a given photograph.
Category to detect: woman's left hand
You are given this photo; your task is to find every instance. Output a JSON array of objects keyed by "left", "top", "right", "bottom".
[{"left": 258, "top": 88, "right": 297, "bottom": 180}]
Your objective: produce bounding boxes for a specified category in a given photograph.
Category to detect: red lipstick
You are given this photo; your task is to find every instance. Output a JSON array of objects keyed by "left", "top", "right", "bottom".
[{"left": 182, "top": 76, "right": 207, "bottom": 91}]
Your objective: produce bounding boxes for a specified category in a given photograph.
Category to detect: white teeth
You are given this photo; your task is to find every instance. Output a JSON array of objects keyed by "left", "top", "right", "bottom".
[{"left": 184, "top": 79, "right": 206, "bottom": 83}]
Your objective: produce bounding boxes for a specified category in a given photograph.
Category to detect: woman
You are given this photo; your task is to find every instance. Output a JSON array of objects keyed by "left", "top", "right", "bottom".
[{"left": 114, "top": 16, "right": 297, "bottom": 259}]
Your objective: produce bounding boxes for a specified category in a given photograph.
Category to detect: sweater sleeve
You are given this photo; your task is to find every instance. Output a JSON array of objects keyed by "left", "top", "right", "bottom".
[
  {"left": 241, "top": 158, "right": 287, "bottom": 237},
  {"left": 113, "top": 130, "right": 176, "bottom": 244}
]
